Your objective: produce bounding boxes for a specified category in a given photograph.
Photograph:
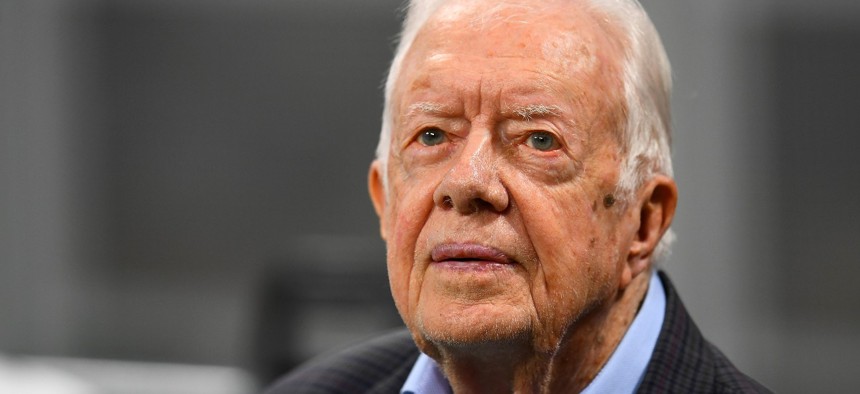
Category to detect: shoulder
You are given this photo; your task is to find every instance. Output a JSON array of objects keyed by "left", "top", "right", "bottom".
[
  {"left": 263, "top": 328, "right": 419, "bottom": 394},
  {"left": 637, "top": 272, "right": 772, "bottom": 394},
  {"left": 706, "top": 341, "right": 773, "bottom": 394}
]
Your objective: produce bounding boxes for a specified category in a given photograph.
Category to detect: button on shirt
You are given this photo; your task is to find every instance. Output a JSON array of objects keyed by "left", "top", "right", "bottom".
[{"left": 401, "top": 273, "right": 667, "bottom": 394}]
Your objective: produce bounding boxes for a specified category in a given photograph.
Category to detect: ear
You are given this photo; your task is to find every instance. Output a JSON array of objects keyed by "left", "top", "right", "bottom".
[
  {"left": 621, "top": 175, "right": 678, "bottom": 288},
  {"left": 368, "top": 160, "right": 388, "bottom": 240}
]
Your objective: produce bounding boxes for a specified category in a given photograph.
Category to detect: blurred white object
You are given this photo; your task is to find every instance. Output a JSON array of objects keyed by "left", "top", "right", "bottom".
[
  {"left": 0, "top": 354, "right": 256, "bottom": 394},
  {"left": 0, "top": 355, "right": 97, "bottom": 394}
]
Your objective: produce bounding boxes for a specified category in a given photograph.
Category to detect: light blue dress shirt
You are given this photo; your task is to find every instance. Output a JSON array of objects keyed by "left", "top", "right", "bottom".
[{"left": 401, "top": 273, "right": 666, "bottom": 394}]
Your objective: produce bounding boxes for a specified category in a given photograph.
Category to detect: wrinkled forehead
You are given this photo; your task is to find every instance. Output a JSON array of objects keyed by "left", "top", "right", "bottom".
[{"left": 397, "top": 0, "right": 627, "bottom": 98}]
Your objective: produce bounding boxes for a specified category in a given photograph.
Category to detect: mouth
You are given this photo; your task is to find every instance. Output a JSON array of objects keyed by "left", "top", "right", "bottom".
[{"left": 430, "top": 243, "right": 516, "bottom": 266}]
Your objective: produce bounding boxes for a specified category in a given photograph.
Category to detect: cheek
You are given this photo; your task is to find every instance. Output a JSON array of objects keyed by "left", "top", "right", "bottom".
[
  {"left": 514, "top": 181, "right": 621, "bottom": 333},
  {"left": 527, "top": 192, "right": 598, "bottom": 291},
  {"left": 519, "top": 181, "right": 596, "bottom": 262},
  {"left": 384, "top": 173, "right": 440, "bottom": 322}
]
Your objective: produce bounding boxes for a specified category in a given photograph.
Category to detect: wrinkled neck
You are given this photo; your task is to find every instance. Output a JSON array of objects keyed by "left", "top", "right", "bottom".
[{"left": 434, "top": 272, "right": 651, "bottom": 394}]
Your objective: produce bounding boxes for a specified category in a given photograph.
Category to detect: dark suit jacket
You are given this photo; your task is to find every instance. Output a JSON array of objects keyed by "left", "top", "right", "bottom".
[{"left": 265, "top": 272, "right": 771, "bottom": 393}]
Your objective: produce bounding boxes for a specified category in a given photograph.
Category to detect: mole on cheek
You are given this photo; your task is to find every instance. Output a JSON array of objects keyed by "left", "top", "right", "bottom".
[{"left": 603, "top": 194, "right": 615, "bottom": 208}]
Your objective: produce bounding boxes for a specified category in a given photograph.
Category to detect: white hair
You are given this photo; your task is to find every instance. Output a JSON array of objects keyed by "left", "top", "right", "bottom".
[{"left": 375, "top": 0, "right": 675, "bottom": 259}]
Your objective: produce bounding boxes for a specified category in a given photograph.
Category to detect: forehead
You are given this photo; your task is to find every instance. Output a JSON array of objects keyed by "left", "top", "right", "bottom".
[
  {"left": 423, "top": 1, "right": 607, "bottom": 57},
  {"left": 396, "top": 0, "right": 626, "bottom": 111}
]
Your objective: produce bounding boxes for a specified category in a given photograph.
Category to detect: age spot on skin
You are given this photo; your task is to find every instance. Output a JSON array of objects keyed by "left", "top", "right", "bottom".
[{"left": 603, "top": 194, "right": 615, "bottom": 208}]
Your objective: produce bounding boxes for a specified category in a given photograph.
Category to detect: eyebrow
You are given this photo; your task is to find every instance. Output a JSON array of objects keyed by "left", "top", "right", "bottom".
[
  {"left": 406, "top": 102, "right": 450, "bottom": 116},
  {"left": 405, "top": 102, "right": 564, "bottom": 121},
  {"left": 505, "top": 104, "right": 562, "bottom": 121}
]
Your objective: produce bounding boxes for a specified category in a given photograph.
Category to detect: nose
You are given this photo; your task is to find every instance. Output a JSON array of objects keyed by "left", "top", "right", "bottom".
[{"left": 432, "top": 132, "right": 509, "bottom": 214}]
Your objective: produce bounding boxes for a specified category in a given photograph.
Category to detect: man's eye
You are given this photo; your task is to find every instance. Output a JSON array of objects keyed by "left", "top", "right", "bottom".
[
  {"left": 417, "top": 128, "right": 447, "bottom": 146},
  {"left": 525, "top": 131, "right": 560, "bottom": 151}
]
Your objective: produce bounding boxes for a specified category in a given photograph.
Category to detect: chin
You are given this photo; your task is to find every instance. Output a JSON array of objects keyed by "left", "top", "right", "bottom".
[{"left": 414, "top": 301, "right": 534, "bottom": 350}]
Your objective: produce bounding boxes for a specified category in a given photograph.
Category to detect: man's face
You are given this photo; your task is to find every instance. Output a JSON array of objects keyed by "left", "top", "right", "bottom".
[{"left": 370, "top": 1, "right": 639, "bottom": 353}]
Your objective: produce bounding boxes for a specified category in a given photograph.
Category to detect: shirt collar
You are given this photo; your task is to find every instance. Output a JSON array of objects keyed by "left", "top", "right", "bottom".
[
  {"left": 401, "top": 351, "right": 451, "bottom": 394},
  {"left": 401, "top": 273, "right": 666, "bottom": 394},
  {"left": 580, "top": 272, "right": 666, "bottom": 394}
]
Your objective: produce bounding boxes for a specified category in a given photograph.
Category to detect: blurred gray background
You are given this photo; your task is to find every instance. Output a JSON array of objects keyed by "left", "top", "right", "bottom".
[{"left": 2, "top": 0, "right": 859, "bottom": 392}]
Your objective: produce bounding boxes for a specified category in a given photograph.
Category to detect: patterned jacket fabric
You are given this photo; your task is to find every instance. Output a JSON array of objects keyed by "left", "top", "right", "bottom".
[{"left": 264, "top": 272, "right": 771, "bottom": 394}]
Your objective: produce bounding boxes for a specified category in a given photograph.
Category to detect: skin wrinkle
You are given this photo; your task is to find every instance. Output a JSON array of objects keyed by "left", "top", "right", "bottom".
[{"left": 511, "top": 175, "right": 558, "bottom": 351}]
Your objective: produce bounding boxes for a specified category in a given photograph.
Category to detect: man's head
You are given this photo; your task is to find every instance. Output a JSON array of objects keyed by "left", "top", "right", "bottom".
[{"left": 368, "top": 0, "right": 677, "bottom": 367}]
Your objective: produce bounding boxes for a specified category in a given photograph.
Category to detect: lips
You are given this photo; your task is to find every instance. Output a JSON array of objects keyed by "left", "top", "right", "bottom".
[{"left": 430, "top": 243, "right": 515, "bottom": 265}]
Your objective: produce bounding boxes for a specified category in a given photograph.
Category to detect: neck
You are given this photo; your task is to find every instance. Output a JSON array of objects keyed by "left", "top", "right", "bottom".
[{"left": 434, "top": 272, "right": 651, "bottom": 394}]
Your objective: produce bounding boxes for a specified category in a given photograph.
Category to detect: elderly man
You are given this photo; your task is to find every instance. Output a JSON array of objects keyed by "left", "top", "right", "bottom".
[{"left": 267, "top": 0, "right": 770, "bottom": 392}]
